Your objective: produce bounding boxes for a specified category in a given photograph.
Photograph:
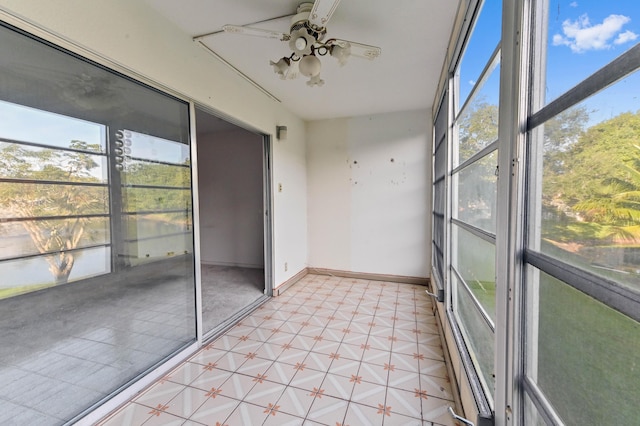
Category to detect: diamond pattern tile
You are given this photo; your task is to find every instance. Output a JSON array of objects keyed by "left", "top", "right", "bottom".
[{"left": 99, "top": 275, "right": 459, "bottom": 426}]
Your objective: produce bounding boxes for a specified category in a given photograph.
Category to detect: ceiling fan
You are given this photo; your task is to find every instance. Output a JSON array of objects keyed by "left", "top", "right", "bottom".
[{"left": 222, "top": 0, "right": 382, "bottom": 87}]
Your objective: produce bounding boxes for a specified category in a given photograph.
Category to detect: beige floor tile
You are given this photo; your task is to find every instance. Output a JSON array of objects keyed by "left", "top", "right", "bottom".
[
  {"left": 189, "top": 367, "right": 233, "bottom": 393},
  {"left": 289, "top": 365, "right": 326, "bottom": 391},
  {"left": 275, "top": 386, "right": 316, "bottom": 418},
  {"left": 167, "top": 361, "right": 206, "bottom": 386},
  {"left": 327, "top": 356, "right": 361, "bottom": 378},
  {"left": 163, "top": 386, "right": 209, "bottom": 419},
  {"left": 385, "top": 387, "right": 423, "bottom": 420},
  {"left": 421, "top": 396, "right": 457, "bottom": 426},
  {"left": 307, "top": 394, "right": 349, "bottom": 424},
  {"left": 262, "top": 410, "right": 305, "bottom": 426},
  {"left": 97, "top": 276, "right": 458, "bottom": 426},
  {"left": 243, "top": 381, "right": 286, "bottom": 407},
  {"left": 351, "top": 379, "right": 387, "bottom": 408},
  {"left": 358, "top": 362, "right": 389, "bottom": 385},
  {"left": 264, "top": 360, "right": 298, "bottom": 385},
  {"left": 222, "top": 401, "right": 269, "bottom": 425},
  {"left": 188, "top": 346, "right": 227, "bottom": 366},
  {"left": 142, "top": 409, "right": 185, "bottom": 426},
  {"left": 188, "top": 394, "right": 239, "bottom": 425},
  {"left": 218, "top": 373, "right": 256, "bottom": 400},
  {"left": 133, "top": 381, "right": 185, "bottom": 409},
  {"left": 418, "top": 375, "right": 454, "bottom": 402},
  {"left": 304, "top": 351, "right": 332, "bottom": 372},
  {"left": 343, "top": 402, "right": 386, "bottom": 426},
  {"left": 321, "top": 372, "right": 356, "bottom": 400}
]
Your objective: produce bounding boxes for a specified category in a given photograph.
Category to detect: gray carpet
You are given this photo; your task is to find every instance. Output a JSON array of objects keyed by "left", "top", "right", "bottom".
[{"left": 201, "top": 264, "right": 265, "bottom": 334}]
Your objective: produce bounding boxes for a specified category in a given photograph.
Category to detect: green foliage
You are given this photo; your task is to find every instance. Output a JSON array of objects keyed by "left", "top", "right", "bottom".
[
  {"left": 458, "top": 98, "right": 498, "bottom": 162},
  {"left": 543, "top": 110, "right": 640, "bottom": 242},
  {"left": 0, "top": 140, "right": 106, "bottom": 284},
  {"left": 122, "top": 161, "right": 192, "bottom": 221}
]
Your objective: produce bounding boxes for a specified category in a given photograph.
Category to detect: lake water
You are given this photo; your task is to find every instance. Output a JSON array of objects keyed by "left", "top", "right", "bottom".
[{"left": 0, "top": 220, "right": 192, "bottom": 290}]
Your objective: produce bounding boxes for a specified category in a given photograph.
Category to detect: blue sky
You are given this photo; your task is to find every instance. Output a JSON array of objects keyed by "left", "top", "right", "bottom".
[
  {"left": 547, "top": 0, "right": 640, "bottom": 125},
  {"left": 458, "top": 0, "right": 640, "bottom": 127},
  {"left": 0, "top": 100, "right": 189, "bottom": 168}
]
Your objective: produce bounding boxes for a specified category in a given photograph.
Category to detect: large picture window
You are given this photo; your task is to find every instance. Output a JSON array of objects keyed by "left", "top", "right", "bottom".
[
  {"left": 448, "top": 0, "right": 501, "bottom": 411},
  {"left": 524, "top": 0, "right": 640, "bottom": 423},
  {"left": 0, "top": 23, "right": 196, "bottom": 423}
]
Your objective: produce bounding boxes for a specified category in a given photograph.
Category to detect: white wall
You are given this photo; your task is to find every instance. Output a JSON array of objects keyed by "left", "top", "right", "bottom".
[
  {"left": 307, "top": 109, "right": 432, "bottom": 278},
  {"left": 0, "top": 0, "right": 308, "bottom": 287},
  {"left": 197, "top": 129, "right": 264, "bottom": 268}
]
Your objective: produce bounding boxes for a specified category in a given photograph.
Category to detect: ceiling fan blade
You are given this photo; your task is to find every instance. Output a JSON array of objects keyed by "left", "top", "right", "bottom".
[
  {"left": 222, "top": 25, "right": 289, "bottom": 41},
  {"left": 333, "top": 39, "right": 382, "bottom": 60},
  {"left": 308, "top": 0, "right": 342, "bottom": 29}
]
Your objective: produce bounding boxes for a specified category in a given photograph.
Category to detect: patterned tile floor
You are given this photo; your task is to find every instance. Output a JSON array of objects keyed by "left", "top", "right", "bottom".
[{"left": 99, "top": 274, "right": 459, "bottom": 426}]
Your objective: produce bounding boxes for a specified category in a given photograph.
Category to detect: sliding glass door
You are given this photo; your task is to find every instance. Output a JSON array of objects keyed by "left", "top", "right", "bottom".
[{"left": 0, "top": 23, "right": 196, "bottom": 424}]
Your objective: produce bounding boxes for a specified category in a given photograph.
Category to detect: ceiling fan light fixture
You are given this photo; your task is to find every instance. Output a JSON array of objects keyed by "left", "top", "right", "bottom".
[
  {"left": 295, "top": 37, "right": 307, "bottom": 51},
  {"left": 220, "top": 1, "right": 382, "bottom": 86},
  {"left": 299, "top": 54, "right": 322, "bottom": 77},
  {"left": 306, "top": 75, "right": 325, "bottom": 87},
  {"left": 269, "top": 57, "right": 290, "bottom": 79},
  {"left": 330, "top": 42, "right": 351, "bottom": 66},
  {"left": 289, "top": 28, "right": 315, "bottom": 55}
]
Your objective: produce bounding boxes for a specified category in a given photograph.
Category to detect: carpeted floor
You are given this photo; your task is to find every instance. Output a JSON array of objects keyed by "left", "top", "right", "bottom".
[{"left": 201, "top": 264, "right": 265, "bottom": 334}]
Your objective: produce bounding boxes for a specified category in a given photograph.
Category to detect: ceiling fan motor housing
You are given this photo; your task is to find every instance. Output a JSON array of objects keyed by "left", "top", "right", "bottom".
[{"left": 290, "top": 2, "right": 326, "bottom": 42}]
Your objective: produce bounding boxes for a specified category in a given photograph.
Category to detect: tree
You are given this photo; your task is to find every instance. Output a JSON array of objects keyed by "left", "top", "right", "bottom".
[
  {"left": 457, "top": 98, "right": 499, "bottom": 162},
  {"left": 456, "top": 99, "right": 499, "bottom": 227},
  {"left": 545, "top": 111, "right": 640, "bottom": 243},
  {"left": 0, "top": 140, "right": 107, "bottom": 284}
]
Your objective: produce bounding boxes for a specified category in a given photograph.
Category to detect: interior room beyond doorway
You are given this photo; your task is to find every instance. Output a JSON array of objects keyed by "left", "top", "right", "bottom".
[{"left": 195, "top": 108, "right": 267, "bottom": 335}]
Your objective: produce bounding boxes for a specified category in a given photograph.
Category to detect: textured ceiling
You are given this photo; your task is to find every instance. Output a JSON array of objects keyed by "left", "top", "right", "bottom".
[{"left": 145, "top": 0, "right": 459, "bottom": 120}]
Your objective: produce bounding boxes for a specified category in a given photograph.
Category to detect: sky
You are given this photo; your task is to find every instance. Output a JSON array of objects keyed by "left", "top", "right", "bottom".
[
  {"left": 546, "top": 0, "right": 640, "bottom": 125},
  {"left": 458, "top": 0, "right": 640, "bottom": 127},
  {"left": 0, "top": 100, "right": 189, "bottom": 171}
]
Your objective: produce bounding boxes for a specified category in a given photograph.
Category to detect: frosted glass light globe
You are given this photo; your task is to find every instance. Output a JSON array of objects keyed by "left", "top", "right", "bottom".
[{"left": 299, "top": 55, "right": 321, "bottom": 77}]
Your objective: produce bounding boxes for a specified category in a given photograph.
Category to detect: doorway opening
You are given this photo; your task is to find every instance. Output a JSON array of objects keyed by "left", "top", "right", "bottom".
[{"left": 194, "top": 107, "right": 271, "bottom": 335}]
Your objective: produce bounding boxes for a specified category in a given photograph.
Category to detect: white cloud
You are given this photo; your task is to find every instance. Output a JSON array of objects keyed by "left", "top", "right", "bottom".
[
  {"left": 615, "top": 29, "right": 638, "bottom": 45},
  {"left": 552, "top": 14, "right": 636, "bottom": 53},
  {"left": 468, "top": 80, "right": 476, "bottom": 86},
  {"left": 570, "top": 2, "right": 578, "bottom": 7}
]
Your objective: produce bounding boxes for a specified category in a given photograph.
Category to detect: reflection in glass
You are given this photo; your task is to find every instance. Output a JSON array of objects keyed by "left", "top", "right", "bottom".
[
  {"left": 0, "top": 142, "right": 108, "bottom": 183},
  {"left": 123, "top": 187, "right": 192, "bottom": 212},
  {"left": 123, "top": 159, "right": 190, "bottom": 187},
  {"left": 124, "top": 130, "right": 190, "bottom": 165},
  {"left": 0, "top": 246, "right": 110, "bottom": 298},
  {"left": 0, "top": 182, "right": 109, "bottom": 218},
  {"left": 0, "top": 217, "right": 109, "bottom": 260},
  {"left": 124, "top": 212, "right": 193, "bottom": 265},
  {"left": 456, "top": 150, "right": 497, "bottom": 233},
  {"left": 454, "top": 225, "right": 496, "bottom": 321},
  {"left": 454, "top": 273, "right": 495, "bottom": 403},
  {"left": 0, "top": 23, "right": 196, "bottom": 423},
  {"left": 0, "top": 100, "right": 106, "bottom": 152},
  {"left": 536, "top": 72, "right": 640, "bottom": 292},
  {"left": 529, "top": 271, "right": 640, "bottom": 424},
  {"left": 456, "top": 61, "right": 500, "bottom": 167},
  {"left": 456, "top": 0, "right": 502, "bottom": 107},
  {"left": 544, "top": 0, "right": 640, "bottom": 104}
]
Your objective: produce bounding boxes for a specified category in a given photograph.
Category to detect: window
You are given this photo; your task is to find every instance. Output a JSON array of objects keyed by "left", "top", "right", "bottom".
[
  {"left": 524, "top": 0, "right": 640, "bottom": 423},
  {"left": 446, "top": 0, "right": 501, "bottom": 414},
  {"left": 0, "top": 23, "right": 195, "bottom": 423}
]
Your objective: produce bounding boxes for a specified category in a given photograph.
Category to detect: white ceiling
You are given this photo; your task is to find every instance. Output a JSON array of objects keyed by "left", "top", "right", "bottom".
[{"left": 145, "top": 0, "right": 459, "bottom": 121}]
